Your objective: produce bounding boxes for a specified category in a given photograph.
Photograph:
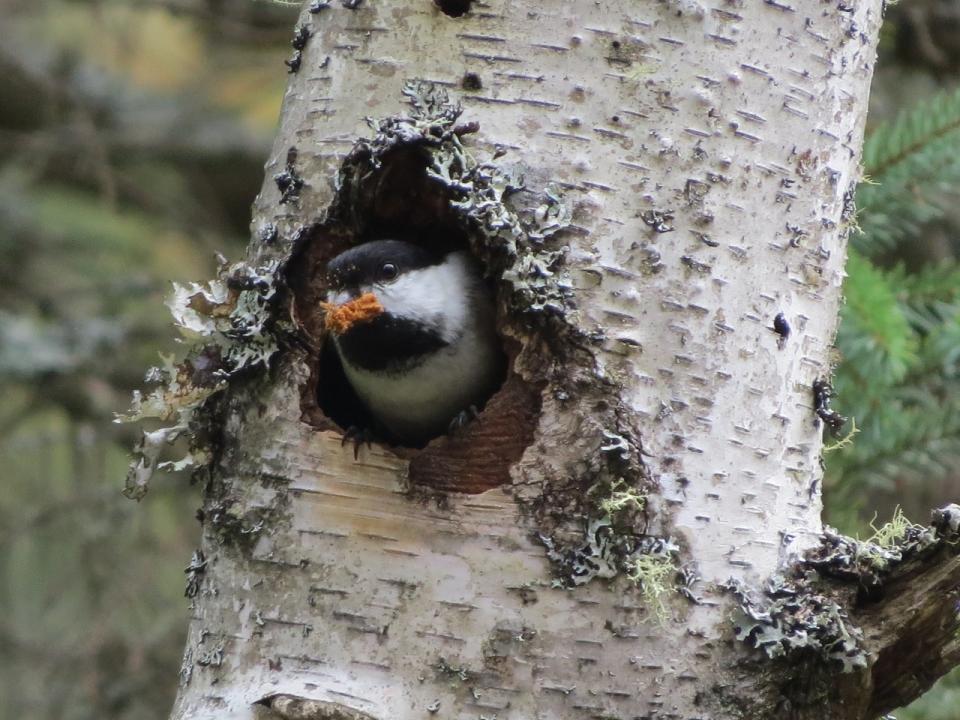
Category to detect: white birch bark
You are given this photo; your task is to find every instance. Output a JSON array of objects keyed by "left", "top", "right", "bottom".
[{"left": 167, "top": 2, "right": 891, "bottom": 719}]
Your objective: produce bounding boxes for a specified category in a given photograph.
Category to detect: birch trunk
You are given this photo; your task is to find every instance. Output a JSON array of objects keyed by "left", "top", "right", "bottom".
[{"left": 157, "top": 2, "right": 960, "bottom": 719}]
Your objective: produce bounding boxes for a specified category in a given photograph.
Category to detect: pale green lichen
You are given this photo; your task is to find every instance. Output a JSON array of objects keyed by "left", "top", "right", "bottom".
[
  {"left": 594, "top": 478, "right": 646, "bottom": 517},
  {"left": 534, "top": 422, "right": 661, "bottom": 590},
  {"left": 822, "top": 417, "right": 859, "bottom": 453},
  {"left": 810, "top": 514, "right": 936, "bottom": 580},
  {"left": 862, "top": 505, "right": 923, "bottom": 548},
  {"left": 626, "top": 552, "right": 677, "bottom": 622}
]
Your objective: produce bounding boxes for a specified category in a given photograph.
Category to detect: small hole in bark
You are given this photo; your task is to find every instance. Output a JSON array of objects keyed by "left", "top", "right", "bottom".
[
  {"left": 434, "top": 0, "right": 471, "bottom": 17},
  {"left": 461, "top": 71, "right": 483, "bottom": 91},
  {"left": 290, "top": 146, "right": 541, "bottom": 493}
]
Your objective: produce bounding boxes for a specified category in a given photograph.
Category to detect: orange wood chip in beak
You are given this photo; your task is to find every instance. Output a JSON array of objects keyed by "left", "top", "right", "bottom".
[{"left": 321, "top": 292, "right": 385, "bottom": 334}]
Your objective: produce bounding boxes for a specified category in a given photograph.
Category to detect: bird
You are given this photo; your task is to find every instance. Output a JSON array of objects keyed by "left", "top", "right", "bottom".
[{"left": 322, "top": 239, "right": 505, "bottom": 446}]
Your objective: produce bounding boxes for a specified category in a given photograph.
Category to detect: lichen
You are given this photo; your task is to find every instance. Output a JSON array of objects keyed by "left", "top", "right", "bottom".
[
  {"left": 728, "top": 505, "right": 960, "bottom": 672},
  {"left": 805, "top": 514, "right": 938, "bottom": 593},
  {"left": 592, "top": 477, "right": 646, "bottom": 517},
  {"left": 932, "top": 503, "right": 960, "bottom": 538},
  {"left": 822, "top": 417, "right": 859, "bottom": 453},
  {"left": 184, "top": 549, "right": 207, "bottom": 599},
  {"left": 626, "top": 552, "right": 678, "bottom": 623},
  {"left": 726, "top": 576, "right": 867, "bottom": 673},
  {"left": 195, "top": 638, "right": 226, "bottom": 668},
  {"left": 538, "top": 514, "right": 679, "bottom": 597},
  {"left": 203, "top": 478, "right": 292, "bottom": 553},
  {"left": 117, "top": 257, "right": 285, "bottom": 500},
  {"left": 529, "top": 415, "right": 662, "bottom": 591},
  {"left": 862, "top": 505, "right": 924, "bottom": 548},
  {"left": 538, "top": 517, "right": 623, "bottom": 587},
  {"left": 433, "top": 656, "right": 478, "bottom": 685}
]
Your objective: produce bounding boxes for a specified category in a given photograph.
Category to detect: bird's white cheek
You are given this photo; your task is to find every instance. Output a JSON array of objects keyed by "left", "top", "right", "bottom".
[
  {"left": 374, "top": 276, "right": 443, "bottom": 319},
  {"left": 371, "top": 283, "right": 402, "bottom": 312}
]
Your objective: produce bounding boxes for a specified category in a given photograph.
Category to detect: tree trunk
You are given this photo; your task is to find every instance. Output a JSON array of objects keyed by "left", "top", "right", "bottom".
[{"left": 144, "top": 2, "right": 960, "bottom": 719}]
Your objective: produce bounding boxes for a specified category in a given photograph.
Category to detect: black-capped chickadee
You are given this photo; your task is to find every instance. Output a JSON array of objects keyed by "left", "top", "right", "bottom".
[{"left": 323, "top": 240, "right": 504, "bottom": 445}]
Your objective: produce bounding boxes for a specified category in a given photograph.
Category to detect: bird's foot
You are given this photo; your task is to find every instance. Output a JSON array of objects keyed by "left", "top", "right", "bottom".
[
  {"left": 447, "top": 405, "right": 480, "bottom": 437},
  {"left": 341, "top": 425, "right": 374, "bottom": 459}
]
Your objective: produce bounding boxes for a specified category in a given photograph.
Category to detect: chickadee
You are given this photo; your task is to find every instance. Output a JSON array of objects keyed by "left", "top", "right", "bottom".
[{"left": 323, "top": 239, "right": 504, "bottom": 445}]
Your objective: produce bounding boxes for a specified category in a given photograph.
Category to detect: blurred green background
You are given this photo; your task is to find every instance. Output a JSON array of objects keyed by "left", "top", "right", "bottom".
[
  {"left": 2, "top": 1, "right": 960, "bottom": 718},
  {"left": 0, "top": 0, "right": 297, "bottom": 717}
]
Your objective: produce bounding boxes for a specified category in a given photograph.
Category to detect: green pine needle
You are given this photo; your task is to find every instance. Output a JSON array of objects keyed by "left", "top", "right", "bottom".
[{"left": 856, "top": 88, "right": 960, "bottom": 254}]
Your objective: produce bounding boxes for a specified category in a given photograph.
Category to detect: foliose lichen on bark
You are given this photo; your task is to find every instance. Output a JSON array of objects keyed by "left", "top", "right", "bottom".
[
  {"left": 727, "top": 575, "right": 868, "bottom": 673},
  {"left": 536, "top": 444, "right": 680, "bottom": 612},
  {"left": 118, "top": 257, "right": 287, "bottom": 500},
  {"left": 728, "top": 504, "right": 960, "bottom": 672}
]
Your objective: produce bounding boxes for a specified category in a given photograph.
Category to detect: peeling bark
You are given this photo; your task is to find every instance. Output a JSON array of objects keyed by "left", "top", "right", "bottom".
[{"left": 145, "top": 2, "right": 960, "bottom": 720}]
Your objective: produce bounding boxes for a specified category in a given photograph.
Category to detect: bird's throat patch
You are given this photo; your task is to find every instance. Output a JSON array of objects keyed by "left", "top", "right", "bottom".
[{"left": 334, "top": 314, "right": 449, "bottom": 373}]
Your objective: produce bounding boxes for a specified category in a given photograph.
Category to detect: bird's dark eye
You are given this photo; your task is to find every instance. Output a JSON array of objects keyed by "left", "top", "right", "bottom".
[{"left": 380, "top": 263, "right": 398, "bottom": 282}]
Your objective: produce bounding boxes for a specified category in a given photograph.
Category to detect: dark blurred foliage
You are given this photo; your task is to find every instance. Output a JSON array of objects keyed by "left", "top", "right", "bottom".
[
  {"left": 2, "top": 0, "right": 960, "bottom": 718},
  {"left": 893, "top": 0, "right": 960, "bottom": 75},
  {"left": 0, "top": 0, "right": 297, "bottom": 718}
]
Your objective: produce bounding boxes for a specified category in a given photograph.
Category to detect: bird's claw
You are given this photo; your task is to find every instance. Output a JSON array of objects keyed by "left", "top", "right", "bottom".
[
  {"left": 341, "top": 426, "right": 373, "bottom": 459},
  {"left": 447, "top": 405, "right": 480, "bottom": 437}
]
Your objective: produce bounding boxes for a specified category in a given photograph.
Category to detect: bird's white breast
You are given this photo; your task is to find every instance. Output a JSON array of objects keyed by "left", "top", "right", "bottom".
[{"left": 333, "top": 251, "right": 502, "bottom": 443}]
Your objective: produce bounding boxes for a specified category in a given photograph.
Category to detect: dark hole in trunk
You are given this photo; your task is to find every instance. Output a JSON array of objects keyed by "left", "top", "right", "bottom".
[
  {"left": 288, "top": 145, "right": 541, "bottom": 492},
  {"left": 434, "top": 0, "right": 472, "bottom": 18}
]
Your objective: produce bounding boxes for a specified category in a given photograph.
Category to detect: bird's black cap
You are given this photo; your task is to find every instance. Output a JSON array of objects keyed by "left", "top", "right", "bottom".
[{"left": 326, "top": 240, "right": 447, "bottom": 290}]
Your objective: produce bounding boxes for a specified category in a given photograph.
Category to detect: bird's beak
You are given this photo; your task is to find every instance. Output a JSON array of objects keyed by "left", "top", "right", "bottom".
[
  {"left": 320, "top": 292, "right": 384, "bottom": 335},
  {"left": 327, "top": 288, "right": 359, "bottom": 306}
]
